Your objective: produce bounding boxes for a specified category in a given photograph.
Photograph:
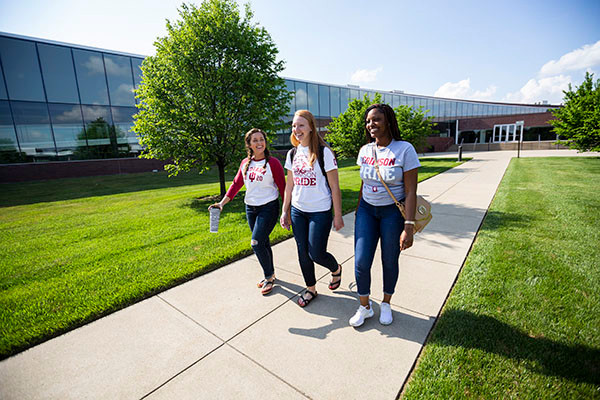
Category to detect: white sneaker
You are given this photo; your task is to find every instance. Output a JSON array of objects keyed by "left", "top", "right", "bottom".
[
  {"left": 349, "top": 301, "right": 374, "bottom": 327},
  {"left": 379, "top": 302, "right": 393, "bottom": 325}
]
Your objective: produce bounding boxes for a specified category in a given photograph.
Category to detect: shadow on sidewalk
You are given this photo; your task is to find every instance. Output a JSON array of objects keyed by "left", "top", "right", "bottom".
[
  {"left": 430, "top": 309, "right": 600, "bottom": 385},
  {"left": 285, "top": 290, "right": 434, "bottom": 343}
]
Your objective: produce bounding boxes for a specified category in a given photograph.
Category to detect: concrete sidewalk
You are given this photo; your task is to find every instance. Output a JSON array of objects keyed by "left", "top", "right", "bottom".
[{"left": 0, "top": 149, "right": 594, "bottom": 400}]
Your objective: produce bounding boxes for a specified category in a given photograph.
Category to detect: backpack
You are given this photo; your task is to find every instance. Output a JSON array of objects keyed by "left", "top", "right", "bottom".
[{"left": 289, "top": 144, "right": 330, "bottom": 189}]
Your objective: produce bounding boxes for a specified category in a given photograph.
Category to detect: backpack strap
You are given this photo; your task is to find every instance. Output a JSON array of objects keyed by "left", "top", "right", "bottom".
[{"left": 318, "top": 145, "right": 330, "bottom": 190}]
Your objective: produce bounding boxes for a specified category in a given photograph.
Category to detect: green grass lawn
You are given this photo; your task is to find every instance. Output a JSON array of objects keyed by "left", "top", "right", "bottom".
[
  {"left": 0, "top": 157, "right": 463, "bottom": 359},
  {"left": 402, "top": 157, "right": 600, "bottom": 399}
]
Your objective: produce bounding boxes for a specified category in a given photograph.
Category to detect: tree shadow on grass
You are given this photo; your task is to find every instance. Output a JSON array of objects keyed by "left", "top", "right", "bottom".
[{"left": 430, "top": 309, "right": 600, "bottom": 385}]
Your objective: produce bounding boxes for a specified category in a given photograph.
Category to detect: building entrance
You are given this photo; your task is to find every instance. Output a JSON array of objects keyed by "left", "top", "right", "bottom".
[{"left": 493, "top": 123, "right": 523, "bottom": 143}]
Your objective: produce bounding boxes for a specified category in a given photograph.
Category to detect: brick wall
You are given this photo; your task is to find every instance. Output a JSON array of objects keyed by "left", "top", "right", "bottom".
[{"left": 0, "top": 158, "right": 169, "bottom": 183}]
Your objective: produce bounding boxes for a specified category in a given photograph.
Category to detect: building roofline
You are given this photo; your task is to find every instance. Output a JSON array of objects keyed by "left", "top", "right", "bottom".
[
  {"left": 0, "top": 31, "right": 148, "bottom": 59},
  {"left": 282, "top": 76, "right": 561, "bottom": 108},
  {"left": 1, "top": 31, "right": 560, "bottom": 109}
]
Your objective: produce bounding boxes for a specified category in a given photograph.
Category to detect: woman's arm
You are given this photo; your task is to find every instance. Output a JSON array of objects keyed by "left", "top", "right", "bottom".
[
  {"left": 209, "top": 160, "right": 245, "bottom": 210},
  {"left": 400, "top": 167, "right": 418, "bottom": 250},
  {"left": 327, "top": 169, "right": 345, "bottom": 231},
  {"left": 269, "top": 157, "right": 286, "bottom": 199},
  {"left": 280, "top": 169, "right": 294, "bottom": 230}
]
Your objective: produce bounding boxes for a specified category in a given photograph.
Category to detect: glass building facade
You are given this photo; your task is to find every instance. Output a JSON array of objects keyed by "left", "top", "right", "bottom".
[
  {"left": 0, "top": 32, "right": 559, "bottom": 164},
  {"left": 0, "top": 33, "right": 143, "bottom": 164}
]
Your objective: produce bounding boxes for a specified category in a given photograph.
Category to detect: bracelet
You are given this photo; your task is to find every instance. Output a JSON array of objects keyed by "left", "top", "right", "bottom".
[{"left": 404, "top": 221, "right": 416, "bottom": 225}]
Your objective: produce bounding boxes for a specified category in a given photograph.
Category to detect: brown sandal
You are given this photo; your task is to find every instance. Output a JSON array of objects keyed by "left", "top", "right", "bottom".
[
  {"left": 257, "top": 276, "right": 276, "bottom": 288},
  {"left": 261, "top": 279, "right": 275, "bottom": 295}
]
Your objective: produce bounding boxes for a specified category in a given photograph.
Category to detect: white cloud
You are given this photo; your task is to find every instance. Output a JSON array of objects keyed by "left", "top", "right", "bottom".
[
  {"left": 434, "top": 78, "right": 497, "bottom": 101},
  {"left": 540, "top": 40, "right": 600, "bottom": 76},
  {"left": 350, "top": 67, "right": 382, "bottom": 84},
  {"left": 503, "top": 75, "right": 571, "bottom": 104}
]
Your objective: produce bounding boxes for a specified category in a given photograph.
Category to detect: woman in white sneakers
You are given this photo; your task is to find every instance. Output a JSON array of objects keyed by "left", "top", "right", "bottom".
[
  {"left": 210, "top": 128, "right": 285, "bottom": 295},
  {"left": 350, "top": 103, "right": 420, "bottom": 327},
  {"left": 280, "top": 110, "right": 344, "bottom": 307}
]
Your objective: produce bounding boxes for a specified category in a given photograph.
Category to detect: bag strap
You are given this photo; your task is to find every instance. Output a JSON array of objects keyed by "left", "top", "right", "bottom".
[
  {"left": 318, "top": 144, "right": 330, "bottom": 190},
  {"left": 372, "top": 145, "right": 407, "bottom": 218}
]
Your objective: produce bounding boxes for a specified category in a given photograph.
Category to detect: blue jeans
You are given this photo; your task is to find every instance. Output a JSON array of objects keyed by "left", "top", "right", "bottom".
[
  {"left": 354, "top": 199, "right": 405, "bottom": 296},
  {"left": 290, "top": 206, "right": 339, "bottom": 287},
  {"left": 246, "top": 199, "right": 279, "bottom": 279}
]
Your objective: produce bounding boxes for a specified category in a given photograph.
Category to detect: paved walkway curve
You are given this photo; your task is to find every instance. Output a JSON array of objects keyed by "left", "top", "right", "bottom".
[{"left": 1, "top": 150, "right": 595, "bottom": 400}]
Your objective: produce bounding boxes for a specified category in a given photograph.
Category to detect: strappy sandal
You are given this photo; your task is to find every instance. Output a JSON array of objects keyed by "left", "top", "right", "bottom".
[
  {"left": 261, "top": 279, "right": 275, "bottom": 295},
  {"left": 328, "top": 265, "right": 342, "bottom": 290},
  {"left": 257, "top": 276, "right": 276, "bottom": 288},
  {"left": 297, "top": 290, "right": 317, "bottom": 307}
]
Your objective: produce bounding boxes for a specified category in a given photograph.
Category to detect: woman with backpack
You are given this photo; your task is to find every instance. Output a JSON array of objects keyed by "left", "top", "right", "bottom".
[{"left": 280, "top": 109, "right": 344, "bottom": 307}]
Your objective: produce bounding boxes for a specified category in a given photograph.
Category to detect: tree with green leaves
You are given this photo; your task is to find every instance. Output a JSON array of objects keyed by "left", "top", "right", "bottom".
[
  {"left": 326, "top": 93, "right": 382, "bottom": 159},
  {"left": 326, "top": 93, "right": 434, "bottom": 158},
  {"left": 394, "top": 105, "right": 435, "bottom": 152},
  {"left": 134, "top": 0, "right": 290, "bottom": 195},
  {"left": 551, "top": 72, "right": 600, "bottom": 152}
]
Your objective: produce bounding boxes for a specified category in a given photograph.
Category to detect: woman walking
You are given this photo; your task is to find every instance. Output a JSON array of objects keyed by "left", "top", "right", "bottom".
[
  {"left": 210, "top": 128, "right": 285, "bottom": 295},
  {"left": 350, "top": 103, "right": 420, "bottom": 326},
  {"left": 280, "top": 110, "right": 344, "bottom": 307}
]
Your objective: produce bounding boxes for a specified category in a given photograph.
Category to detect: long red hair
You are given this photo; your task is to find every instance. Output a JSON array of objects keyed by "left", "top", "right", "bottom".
[{"left": 290, "top": 110, "right": 328, "bottom": 167}]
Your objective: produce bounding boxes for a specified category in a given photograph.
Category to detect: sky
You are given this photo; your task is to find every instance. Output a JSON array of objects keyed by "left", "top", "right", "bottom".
[{"left": 1, "top": 0, "right": 599, "bottom": 105}]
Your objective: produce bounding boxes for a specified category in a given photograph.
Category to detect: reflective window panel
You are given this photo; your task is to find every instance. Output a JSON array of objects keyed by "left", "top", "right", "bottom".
[
  {"left": 307, "top": 83, "right": 318, "bottom": 115},
  {"left": 38, "top": 44, "right": 80, "bottom": 104},
  {"left": 81, "top": 105, "right": 116, "bottom": 158},
  {"left": 0, "top": 100, "right": 24, "bottom": 163},
  {"left": 284, "top": 80, "right": 295, "bottom": 114},
  {"left": 350, "top": 89, "right": 359, "bottom": 100},
  {"left": 294, "top": 81, "right": 308, "bottom": 111},
  {"left": 48, "top": 103, "right": 87, "bottom": 159},
  {"left": 319, "top": 85, "right": 330, "bottom": 117},
  {"left": 0, "top": 37, "right": 45, "bottom": 101},
  {"left": 104, "top": 54, "right": 135, "bottom": 106},
  {"left": 340, "top": 88, "right": 349, "bottom": 114},
  {"left": 73, "top": 49, "right": 109, "bottom": 105},
  {"left": 11, "top": 101, "right": 56, "bottom": 159},
  {"left": 0, "top": 63, "right": 7, "bottom": 99},
  {"left": 431, "top": 100, "right": 439, "bottom": 117},
  {"left": 131, "top": 58, "right": 143, "bottom": 89},
  {"left": 112, "top": 106, "right": 140, "bottom": 156},
  {"left": 330, "top": 86, "right": 340, "bottom": 117}
]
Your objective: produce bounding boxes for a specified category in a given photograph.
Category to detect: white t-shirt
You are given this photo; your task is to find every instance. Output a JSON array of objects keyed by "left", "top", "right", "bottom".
[
  {"left": 285, "top": 145, "right": 338, "bottom": 212},
  {"left": 243, "top": 159, "right": 279, "bottom": 206},
  {"left": 357, "top": 140, "right": 421, "bottom": 206}
]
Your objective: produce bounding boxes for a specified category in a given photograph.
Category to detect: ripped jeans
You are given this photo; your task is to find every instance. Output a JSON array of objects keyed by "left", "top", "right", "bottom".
[{"left": 246, "top": 198, "right": 280, "bottom": 279}]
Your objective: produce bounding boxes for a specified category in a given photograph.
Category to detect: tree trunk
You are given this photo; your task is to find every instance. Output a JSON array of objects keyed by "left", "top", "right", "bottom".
[{"left": 217, "top": 159, "right": 226, "bottom": 198}]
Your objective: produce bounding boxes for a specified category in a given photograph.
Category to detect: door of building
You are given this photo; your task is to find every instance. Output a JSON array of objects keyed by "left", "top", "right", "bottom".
[{"left": 493, "top": 123, "right": 523, "bottom": 143}]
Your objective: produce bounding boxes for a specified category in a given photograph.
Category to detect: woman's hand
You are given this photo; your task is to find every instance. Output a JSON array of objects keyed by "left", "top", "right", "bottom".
[
  {"left": 208, "top": 203, "right": 223, "bottom": 211},
  {"left": 400, "top": 227, "right": 414, "bottom": 250},
  {"left": 280, "top": 211, "right": 291, "bottom": 230},
  {"left": 333, "top": 214, "right": 344, "bottom": 231}
]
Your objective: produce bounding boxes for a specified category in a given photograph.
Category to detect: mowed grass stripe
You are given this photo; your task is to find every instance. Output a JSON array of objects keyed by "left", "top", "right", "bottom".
[{"left": 402, "top": 157, "right": 600, "bottom": 399}]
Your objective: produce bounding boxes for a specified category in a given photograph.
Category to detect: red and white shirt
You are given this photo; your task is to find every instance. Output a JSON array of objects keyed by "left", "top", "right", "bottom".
[
  {"left": 226, "top": 157, "right": 285, "bottom": 206},
  {"left": 285, "top": 145, "right": 337, "bottom": 212}
]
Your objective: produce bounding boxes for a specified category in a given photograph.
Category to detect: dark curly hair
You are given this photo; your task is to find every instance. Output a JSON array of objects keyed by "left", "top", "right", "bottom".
[
  {"left": 363, "top": 103, "right": 402, "bottom": 143},
  {"left": 242, "top": 128, "right": 270, "bottom": 178}
]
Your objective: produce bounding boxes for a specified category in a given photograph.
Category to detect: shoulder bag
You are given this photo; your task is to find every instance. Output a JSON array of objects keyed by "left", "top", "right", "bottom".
[{"left": 372, "top": 145, "right": 432, "bottom": 233}]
